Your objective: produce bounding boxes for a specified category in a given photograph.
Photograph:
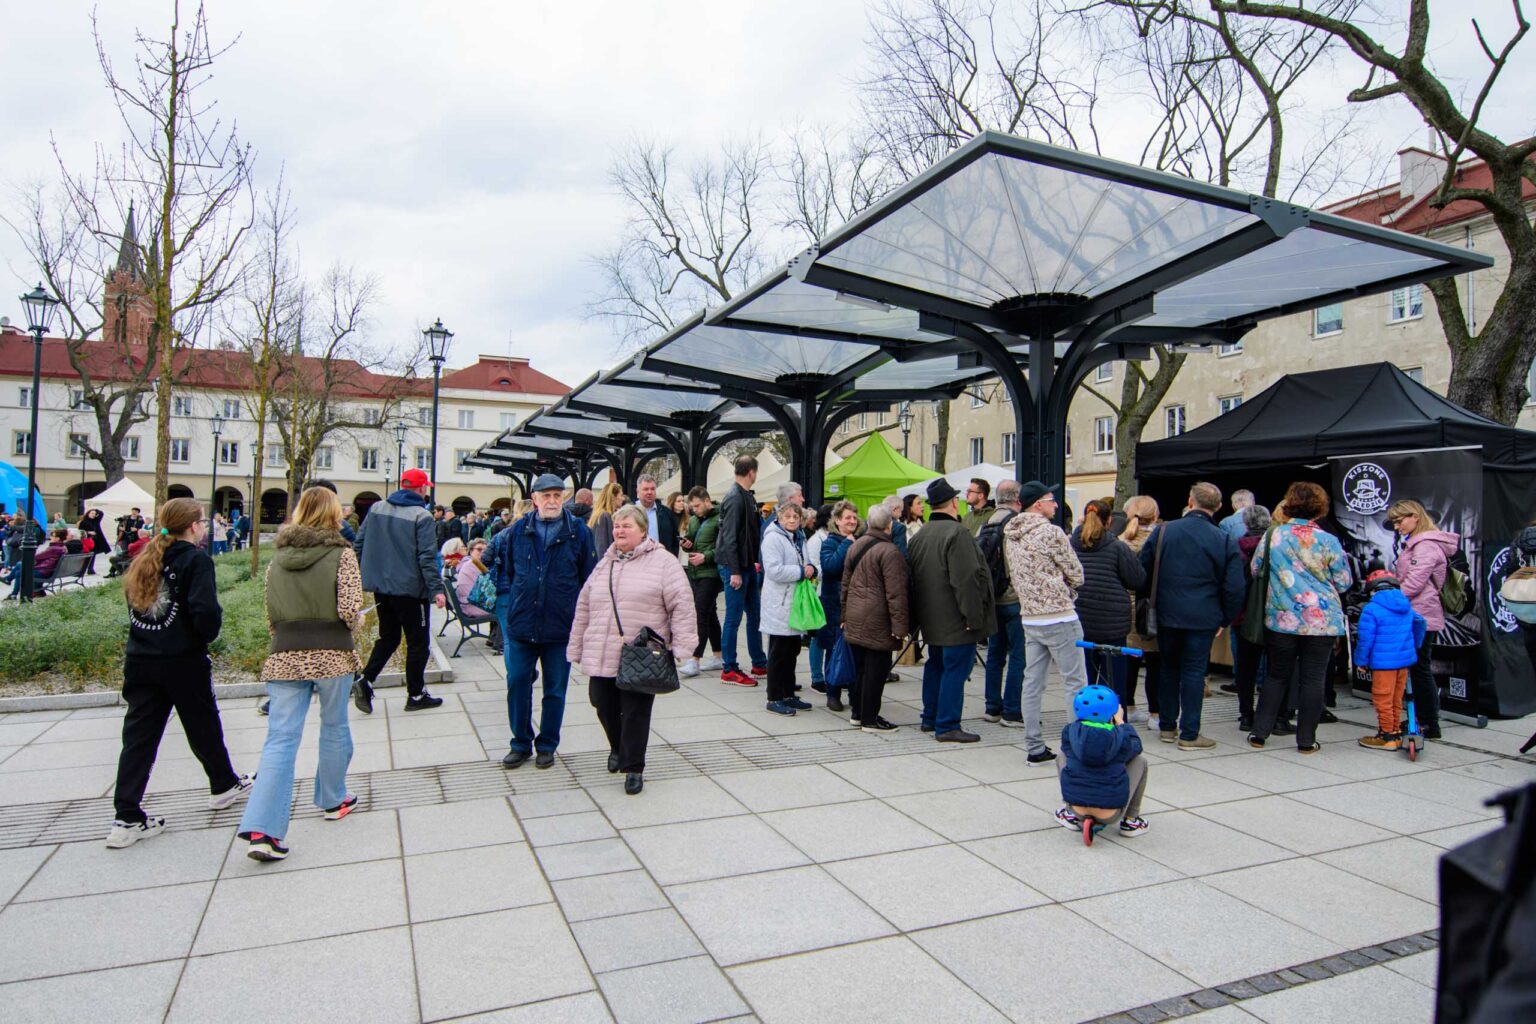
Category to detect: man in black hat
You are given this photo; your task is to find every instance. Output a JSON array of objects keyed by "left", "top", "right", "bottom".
[{"left": 907, "top": 477, "right": 996, "bottom": 742}]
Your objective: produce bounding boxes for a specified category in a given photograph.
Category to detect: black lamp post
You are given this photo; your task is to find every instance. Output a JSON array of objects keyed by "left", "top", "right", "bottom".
[
  {"left": 422, "top": 318, "right": 453, "bottom": 505},
  {"left": 392, "top": 421, "right": 409, "bottom": 493},
  {"left": 384, "top": 455, "right": 393, "bottom": 493},
  {"left": 898, "top": 401, "right": 915, "bottom": 459},
  {"left": 208, "top": 411, "right": 225, "bottom": 549},
  {"left": 17, "top": 284, "right": 59, "bottom": 602}
]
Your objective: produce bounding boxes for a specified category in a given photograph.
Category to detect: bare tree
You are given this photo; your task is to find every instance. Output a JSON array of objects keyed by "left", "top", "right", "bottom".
[
  {"left": 588, "top": 138, "right": 772, "bottom": 346},
  {"left": 1210, "top": 0, "right": 1536, "bottom": 423},
  {"left": 778, "top": 125, "right": 897, "bottom": 241},
  {"left": 81, "top": 1, "right": 254, "bottom": 505}
]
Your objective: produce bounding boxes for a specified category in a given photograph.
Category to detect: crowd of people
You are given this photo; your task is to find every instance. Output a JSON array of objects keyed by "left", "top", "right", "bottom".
[{"left": 94, "top": 452, "right": 1504, "bottom": 862}]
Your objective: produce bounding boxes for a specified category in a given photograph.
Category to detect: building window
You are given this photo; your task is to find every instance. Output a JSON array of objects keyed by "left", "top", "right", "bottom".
[
  {"left": 1094, "top": 362, "right": 1113, "bottom": 383},
  {"left": 930, "top": 442, "right": 939, "bottom": 468},
  {"left": 12, "top": 430, "right": 30, "bottom": 457},
  {"left": 70, "top": 388, "right": 89, "bottom": 410},
  {"left": 457, "top": 409, "right": 475, "bottom": 429},
  {"left": 1001, "top": 431, "right": 1016, "bottom": 464},
  {"left": 417, "top": 406, "right": 432, "bottom": 426},
  {"left": 267, "top": 445, "right": 286, "bottom": 467},
  {"left": 121, "top": 436, "right": 141, "bottom": 461},
  {"left": 1094, "top": 417, "right": 1114, "bottom": 454},
  {"left": 218, "top": 440, "right": 239, "bottom": 466},
  {"left": 455, "top": 449, "right": 473, "bottom": 472},
  {"left": 359, "top": 447, "right": 379, "bottom": 472},
  {"left": 1165, "top": 405, "right": 1186, "bottom": 437},
  {"left": 857, "top": 413, "right": 868, "bottom": 429},
  {"left": 68, "top": 433, "right": 90, "bottom": 457},
  {"left": 362, "top": 408, "right": 382, "bottom": 426},
  {"left": 969, "top": 437, "right": 984, "bottom": 464},
  {"left": 500, "top": 412, "right": 518, "bottom": 430},
  {"left": 173, "top": 395, "right": 194, "bottom": 417},
  {"left": 1064, "top": 424, "right": 1072, "bottom": 457},
  {"left": 1219, "top": 394, "right": 1243, "bottom": 415},
  {"left": 876, "top": 410, "right": 887, "bottom": 426},
  {"left": 170, "top": 438, "right": 191, "bottom": 463},
  {"left": 222, "top": 399, "right": 241, "bottom": 419},
  {"left": 415, "top": 447, "right": 431, "bottom": 470},
  {"left": 18, "top": 386, "right": 32, "bottom": 408},
  {"left": 1218, "top": 340, "right": 1244, "bottom": 357},
  {"left": 313, "top": 447, "right": 333, "bottom": 471},
  {"left": 969, "top": 390, "right": 985, "bottom": 408},
  {"left": 1389, "top": 284, "right": 1424, "bottom": 323},
  {"left": 1401, "top": 366, "right": 1425, "bottom": 384},
  {"left": 1313, "top": 303, "right": 1343, "bottom": 337}
]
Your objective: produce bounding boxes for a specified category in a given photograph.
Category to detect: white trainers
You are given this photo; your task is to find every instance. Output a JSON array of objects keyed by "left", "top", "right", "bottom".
[
  {"left": 700, "top": 656, "right": 724, "bottom": 672},
  {"left": 106, "top": 817, "right": 165, "bottom": 849},
  {"left": 680, "top": 659, "right": 701, "bottom": 678},
  {"left": 209, "top": 774, "right": 254, "bottom": 810},
  {"left": 1128, "top": 708, "right": 1150, "bottom": 725}
]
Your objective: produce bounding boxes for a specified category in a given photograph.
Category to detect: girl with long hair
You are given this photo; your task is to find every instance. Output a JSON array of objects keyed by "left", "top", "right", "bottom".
[
  {"left": 588, "top": 481, "right": 626, "bottom": 556},
  {"left": 238, "top": 486, "right": 363, "bottom": 861},
  {"left": 1071, "top": 498, "right": 1147, "bottom": 707},
  {"left": 1118, "top": 495, "right": 1161, "bottom": 724},
  {"left": 107, "top": 498, "right": 249, "bottom": 848}
]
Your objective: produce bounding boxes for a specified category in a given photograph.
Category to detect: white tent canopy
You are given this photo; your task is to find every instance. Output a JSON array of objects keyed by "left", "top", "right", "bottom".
[
  {"left": 84, "top": 478, "right": 158, "bottom": 522},
  {"left": 896, "top": 462, "right": 1015, "bottom": 499}
]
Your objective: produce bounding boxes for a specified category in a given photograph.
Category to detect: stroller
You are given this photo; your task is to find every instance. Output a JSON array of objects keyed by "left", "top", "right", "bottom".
[{"left": 1070, "top": 641, "right": 1144, "bottom": 847}]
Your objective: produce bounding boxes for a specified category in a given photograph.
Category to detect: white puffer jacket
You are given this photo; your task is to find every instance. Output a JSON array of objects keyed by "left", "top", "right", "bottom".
[
  {"left": 568, "top": 538, "right": 697, "bottom": 679},
  {"left": 761, "top": 522, "right": 815, "bottom": 637}
]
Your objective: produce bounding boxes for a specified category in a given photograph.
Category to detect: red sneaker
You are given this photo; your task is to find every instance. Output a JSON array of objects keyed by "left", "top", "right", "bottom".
[
  {"left": 750, "top": 665, "right": 768, "bottom": 677},
  {"left": 721, "top": 669, "right": 757, "bottom": 686}
]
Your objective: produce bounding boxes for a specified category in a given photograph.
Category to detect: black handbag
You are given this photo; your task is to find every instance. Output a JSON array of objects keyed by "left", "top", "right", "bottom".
[
  {"left": 608, "top": 561, "right": 680, "bottom": 695},
  {"left": 1135, "top": 526, "right": 1166, "bottom": 637},
  {"left": 1239, "top": 525, "right": 1278, "bottom": 646}
]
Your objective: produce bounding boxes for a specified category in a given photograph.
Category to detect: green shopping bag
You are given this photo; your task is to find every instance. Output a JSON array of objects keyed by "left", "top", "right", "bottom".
[{"left": 788, "top": 578, "right": 827, "bottom": 632}]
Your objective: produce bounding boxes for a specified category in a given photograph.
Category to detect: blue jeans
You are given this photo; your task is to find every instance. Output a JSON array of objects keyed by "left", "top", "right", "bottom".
[
  {"left": 985, "top": 604, "right": 1025, "bottom": 718},
  {"left": 212, "top": 540, "right": 228, "bottom": 555},
  {"left": 238, "top": 674, "right": 354, "bottom": 840},
  {"left": 921, "top": 643, "right": 973, "bottom": 734},
  {"left": 501, "top": 635, "right": 571, "bottom": 755},
  {"left": 718, "top": 566, "right": 766, "bottom": 671},
  {"left": 1158, "top": 626, "right": 1216, "bottom": 741},
  {"left": 808, "top": 635, "right": 826, "bottom": 685}
]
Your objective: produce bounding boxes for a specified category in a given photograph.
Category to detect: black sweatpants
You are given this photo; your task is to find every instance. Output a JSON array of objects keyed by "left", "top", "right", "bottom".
[
  {"left": 690, "top": 575, "right": 723, "bottom": 658},
  {"left": 852, "top": 645, "right": 893, "bottom": 725},
  {"left": 362, "top": 593, "right": 430, "bottom": 696},
  {"left": 1254, "top": 631, "right": 1333, "bottom": 748},
  {"left": 1408, "top": 631, "right": 1442, "bottom": 728},
  {"left": 589, "top": 676, "right": 655, "bottom": 773},
  {"left": 114, "top": 654, "right": 240, "bottom": 823},
  {"left": 767, "top": 634, "right": 802, "bottom": 701},
  {"left": 1233, "top": 634, "right": 1264, "bottom": 721}
]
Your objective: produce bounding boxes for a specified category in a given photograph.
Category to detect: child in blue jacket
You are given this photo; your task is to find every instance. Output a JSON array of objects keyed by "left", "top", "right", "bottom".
[
  {"left": 1356, "top": 570, "right": 1427, "bottom": 751},
  {"left": 1055, "top": 685, "right": 1150, "bottom": 837}
]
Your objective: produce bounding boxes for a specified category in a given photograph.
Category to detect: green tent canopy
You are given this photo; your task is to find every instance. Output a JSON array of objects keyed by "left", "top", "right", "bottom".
[{"left": 822, "top": 433, "right": 933, "bottom": 514}]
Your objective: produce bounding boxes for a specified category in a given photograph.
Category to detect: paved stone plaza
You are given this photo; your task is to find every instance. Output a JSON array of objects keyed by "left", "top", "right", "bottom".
[{"left": 1, "top": 629, "right": 1532, "bottom": 1024}]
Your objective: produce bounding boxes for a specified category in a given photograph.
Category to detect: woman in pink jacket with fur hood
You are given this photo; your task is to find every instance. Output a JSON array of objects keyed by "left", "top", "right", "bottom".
[{"left": 569, "top": 505, "right": 698, "bottom": 795}]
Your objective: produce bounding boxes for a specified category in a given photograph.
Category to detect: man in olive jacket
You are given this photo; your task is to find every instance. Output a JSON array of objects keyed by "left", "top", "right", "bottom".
[{"left": 908, "top": 477, "right": 995, "bottom": 742}]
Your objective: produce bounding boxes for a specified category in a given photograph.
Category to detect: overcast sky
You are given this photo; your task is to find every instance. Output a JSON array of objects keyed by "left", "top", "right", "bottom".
[{"left": 2, "top": 1, "right": 1531, "bottom": 389}]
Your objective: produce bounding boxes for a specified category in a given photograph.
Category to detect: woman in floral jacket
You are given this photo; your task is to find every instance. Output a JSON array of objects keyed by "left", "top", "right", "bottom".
[{"left": 1246, "top": 482, "right": 1352, "bottom": 753}]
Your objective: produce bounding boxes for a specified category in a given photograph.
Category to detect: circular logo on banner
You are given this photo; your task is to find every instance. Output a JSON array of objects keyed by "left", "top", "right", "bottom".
[
  {"left": 1487, "top": 545, "right": 1519, "bottom": 634},
  {"left": 1341, "top": 462, "right": 1392, "bottom": 515}
]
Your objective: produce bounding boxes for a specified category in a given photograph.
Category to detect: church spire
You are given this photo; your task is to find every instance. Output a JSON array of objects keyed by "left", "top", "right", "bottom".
[{"left": 114, "top": 202, "right": 139, "bottom": 279}]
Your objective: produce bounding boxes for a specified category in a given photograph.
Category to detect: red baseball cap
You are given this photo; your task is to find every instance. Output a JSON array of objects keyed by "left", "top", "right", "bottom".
[{"left": 401, "top": 468, "right": 433, "bottom": 489}]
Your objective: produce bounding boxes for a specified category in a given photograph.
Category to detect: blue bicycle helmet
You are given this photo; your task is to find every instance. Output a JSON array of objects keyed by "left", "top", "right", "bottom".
[{"left": 1073, "top": 684, "right": 1118, "bottom": 724}]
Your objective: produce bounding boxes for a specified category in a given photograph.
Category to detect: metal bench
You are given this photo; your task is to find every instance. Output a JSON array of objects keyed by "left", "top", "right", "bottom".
[
  {"left": 441, "top": 571, "right": 495, "bottom": 658},
  {"left": 40, "top": 553, "right": 91, "bottom": 595}
]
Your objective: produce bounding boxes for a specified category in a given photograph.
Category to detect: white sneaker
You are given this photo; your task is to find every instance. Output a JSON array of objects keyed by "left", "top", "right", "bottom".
[
  {"left": 1128, "top": 708, "right": 1150, "bottom": 725},
  {"left": 680, "top": 659, "right": 700, "bottom": 677},
  {"left": 700, "top": 656, "right": 724, "bottom": 672},
  {"left": 209, "top": 774, "right": 254, "bottom": 810},
  {"left": 106, "top": 817, "right": 165, "bottom": 849}
]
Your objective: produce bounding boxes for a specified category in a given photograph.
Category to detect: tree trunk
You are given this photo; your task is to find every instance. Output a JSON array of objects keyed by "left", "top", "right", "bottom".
[
  {"left": 1110, "top": 348, "right": 1186, "bottom": 507},
  {"left": 1431, "top": 252, "right": 1536, "bottom": 424},
  {"left": 934, "top": 402, "right": 950, "bottom": 473}
]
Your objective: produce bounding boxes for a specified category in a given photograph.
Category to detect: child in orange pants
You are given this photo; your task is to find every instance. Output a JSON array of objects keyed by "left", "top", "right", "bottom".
[{"left": 1356, "top": 571, "right": 1426, "bottom": 751}]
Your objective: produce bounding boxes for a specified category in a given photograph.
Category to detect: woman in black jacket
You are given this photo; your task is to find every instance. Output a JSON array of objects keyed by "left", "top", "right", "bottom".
[
  {"left": 106, "top": 497, "right": 249, "bottom": 849},
  {"left": 1070, "top": 500, "right": 1147, "bottom": 706},
  {"left": 79, "top": 509, "right": 110, "bottom": 574}
]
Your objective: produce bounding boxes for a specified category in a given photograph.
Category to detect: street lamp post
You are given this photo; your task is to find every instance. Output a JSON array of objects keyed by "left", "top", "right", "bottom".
[
  {"left": 422, "top": 319, "right": 453, "bottom": 506},
  {"left": 393, "top": 421, "right": 408, "bottom": 493},
  {"left": 17, "top": 284, "right": 59, "bottom": 602},
  {"left": 384, "top": 456, "right": 393, "bottom": 493},
  {"left": 208, "top": 412, "right": 225, "bottom": 550},
  {"left": 898, "top": 401, "right": 915, "bottom": 459}
]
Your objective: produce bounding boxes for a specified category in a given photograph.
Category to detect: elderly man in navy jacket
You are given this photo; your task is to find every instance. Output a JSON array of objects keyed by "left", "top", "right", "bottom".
[
  {"left": 1138, "top": 481, "right": 1246, "bottom": 750},
  {"left": 483, "top": 474, "right": 595, "bottom": 769}
]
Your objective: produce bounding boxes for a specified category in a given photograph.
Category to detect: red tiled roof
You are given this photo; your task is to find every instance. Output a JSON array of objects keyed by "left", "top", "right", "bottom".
[
  {"left": 440, "top": 356, "right": 568, "bottom": 395},
  {"left": 1328, "top": 153, "right": 1536, "bottom": 234}
]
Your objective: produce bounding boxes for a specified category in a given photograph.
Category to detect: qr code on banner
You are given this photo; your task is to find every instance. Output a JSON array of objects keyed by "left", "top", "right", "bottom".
[{"left": 1449, "top": 677, "right": 1469, "bottom": 699}]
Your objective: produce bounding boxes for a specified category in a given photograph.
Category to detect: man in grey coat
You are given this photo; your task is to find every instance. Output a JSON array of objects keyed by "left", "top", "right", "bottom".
[{"left": 355, "top": 467, "right": 447, "bottom": 712}]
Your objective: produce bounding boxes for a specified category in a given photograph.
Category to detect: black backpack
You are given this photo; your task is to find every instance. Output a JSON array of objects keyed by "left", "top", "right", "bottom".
[{"left": 976, "top": 510, "right": 1016, "bottom": 598}]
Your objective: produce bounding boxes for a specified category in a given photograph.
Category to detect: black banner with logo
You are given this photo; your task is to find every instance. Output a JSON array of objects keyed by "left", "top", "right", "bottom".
[{"left": 1331, "top": 447, "right": 1485, "bottom": 716}]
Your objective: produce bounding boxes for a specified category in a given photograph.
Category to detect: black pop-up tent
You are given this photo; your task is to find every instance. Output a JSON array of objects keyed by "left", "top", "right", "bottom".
[{"left": 1137, "top": 362, "right": 1536, "bottom": 717}]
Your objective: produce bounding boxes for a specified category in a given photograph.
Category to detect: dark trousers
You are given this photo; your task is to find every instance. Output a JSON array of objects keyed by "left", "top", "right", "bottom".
[
  {"left": 852, "top": 645, "right": 893, "bottom": 724},
  {"left": 114, "top": 654, "right": 240, "bottom": 823},
  {"left": 1157, "top": 627, "right": 1215, "bottom": 741},
  {"left": 362, "top": 593, "right": 430, "bottom": 696},
  {"left": 1233, "top": 633, "right": 1265, "bottom": 720},
  {"left": 1409, "top": 631, "right": 1441, "bottom": 727},
  {"left": 689, "top": 575, "right": 723, "bottom": 658},
  {"left": 1254, "top": 631, "right": 1334, "bottom": 748},
  {"left": 1125, "top": 649, "right": 1158, "bottom": 709},
  {"left": 588, "top": 675, "right": 654, "bottom": 773},
  {"left": 767, "top": 634, "right": 802, "bottom": 701}
]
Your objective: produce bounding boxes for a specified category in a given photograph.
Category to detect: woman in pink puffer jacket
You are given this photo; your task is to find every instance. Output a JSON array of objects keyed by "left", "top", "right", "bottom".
[
  {"left": 1387, "top": 499, "right": 1458, "bottom": 739},
  {"left": 569, "top": 505, "right": 697, "bottom": 795}
]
